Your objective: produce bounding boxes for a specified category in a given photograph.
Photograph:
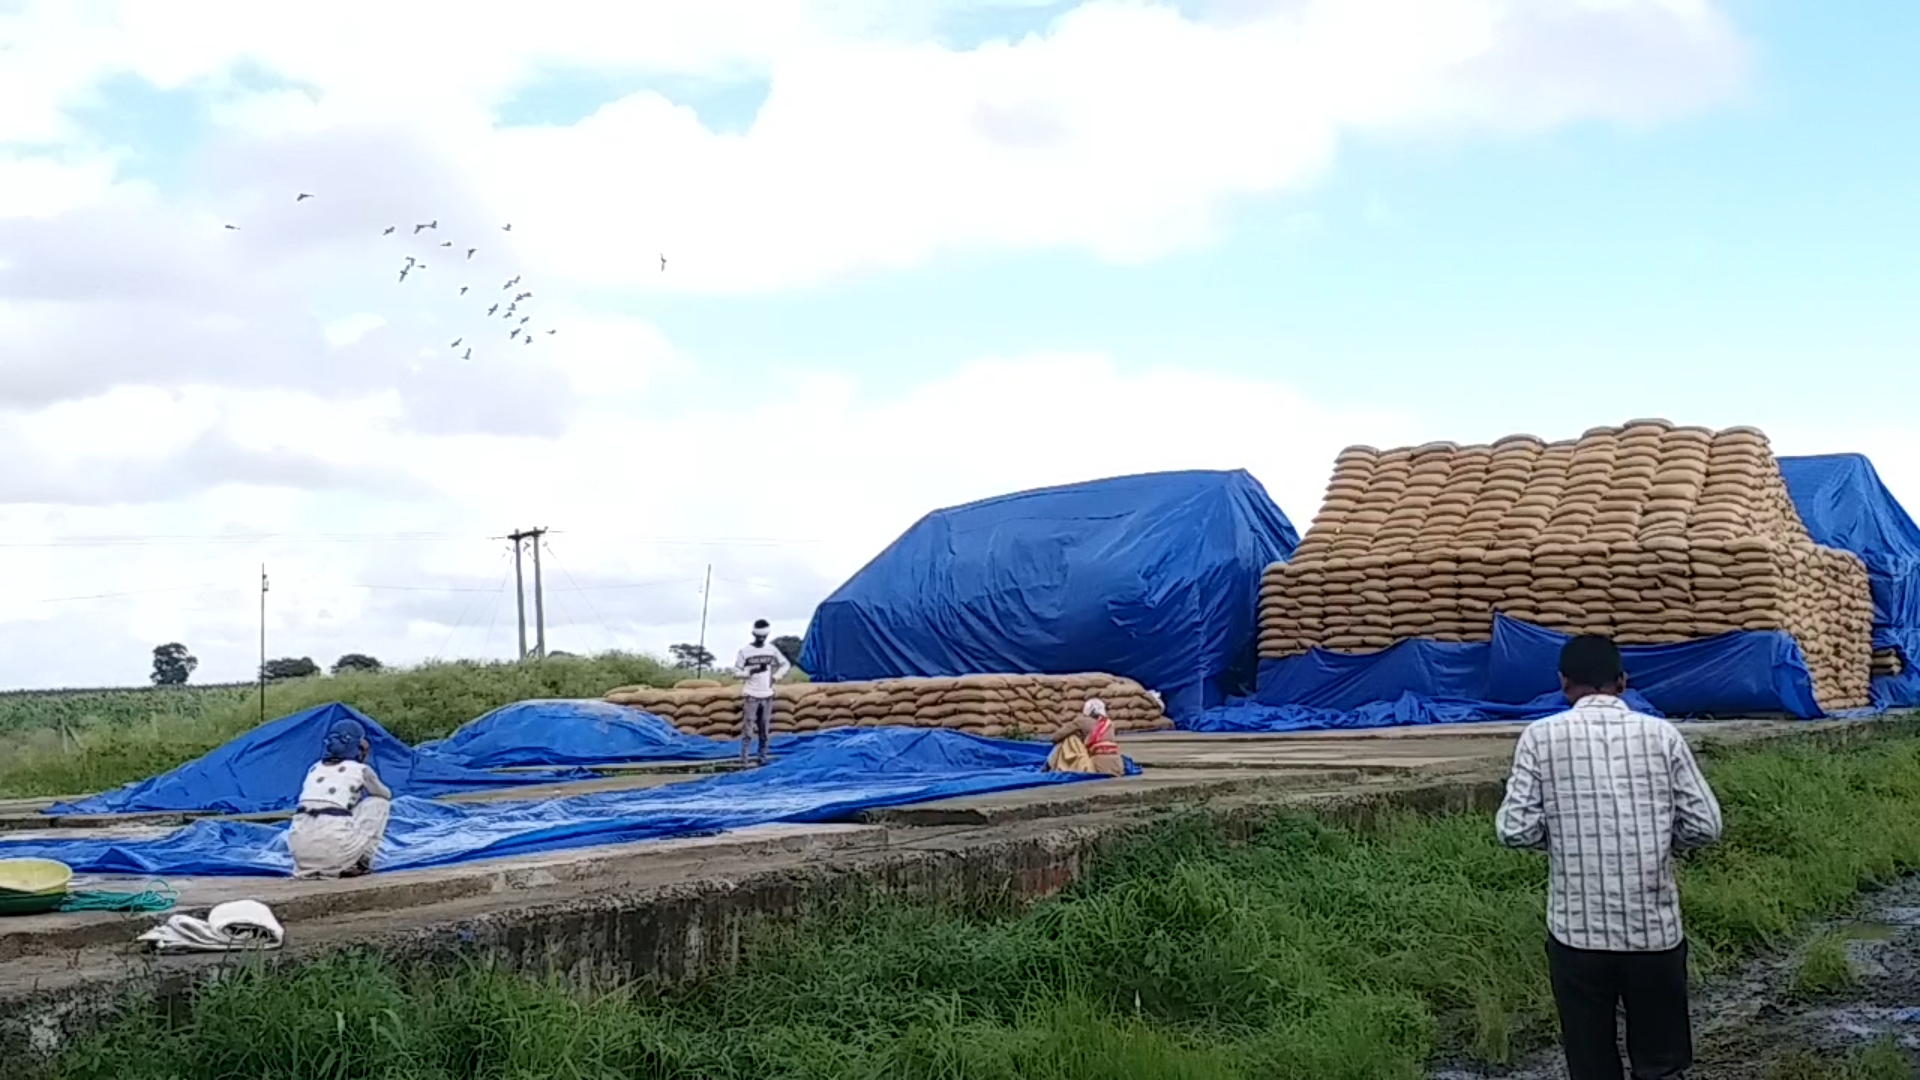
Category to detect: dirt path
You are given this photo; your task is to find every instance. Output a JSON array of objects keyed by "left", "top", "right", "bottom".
[{"left": 1434, "top": 878, "right": 1920, "bottom": 1079}]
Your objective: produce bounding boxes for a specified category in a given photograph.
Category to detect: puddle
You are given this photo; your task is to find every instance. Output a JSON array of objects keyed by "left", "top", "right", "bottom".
[{"left": 1432, "top": 877, "right": 1920, "bottom": 1079}]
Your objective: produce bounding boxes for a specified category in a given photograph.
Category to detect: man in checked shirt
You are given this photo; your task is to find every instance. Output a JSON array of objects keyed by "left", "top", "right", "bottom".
[{"left": 1495, "top": 634, "right": 1725, "bottom": 1080}]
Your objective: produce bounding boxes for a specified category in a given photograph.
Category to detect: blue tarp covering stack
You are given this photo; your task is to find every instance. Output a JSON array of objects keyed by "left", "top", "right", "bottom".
[
  {"left": 415, "top": 699, "right": 740, "bottom": 769},
  {"left": 0, "top": 729, "right": 1125, "bottom": 877},
  {"left": 1779, "top": 454, "right": 1920, "bottom": 709},
  {"left": 47, "top": 703, "right": 587, "bottom": 816},
  {"left": 798, "top": 469, "right": 1299, "bottom": 722}
]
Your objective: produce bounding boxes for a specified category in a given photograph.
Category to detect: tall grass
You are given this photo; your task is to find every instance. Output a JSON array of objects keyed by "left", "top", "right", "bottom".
[
  {"left": 0, "top": 652, "right": 683, "bottom": 800},
  {"left": 36, "top": 728, "right": 1920, "bottom": 1080}
]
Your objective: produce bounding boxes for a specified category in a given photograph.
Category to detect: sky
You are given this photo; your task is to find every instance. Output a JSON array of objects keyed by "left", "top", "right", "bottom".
[{"left": 0, "top": 0, "right": 1915, "bottom": 689}]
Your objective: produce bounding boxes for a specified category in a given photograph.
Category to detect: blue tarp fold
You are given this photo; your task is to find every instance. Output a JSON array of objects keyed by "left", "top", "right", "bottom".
[
  {"left": 798, "top": 470, "right": 1299, "bottom": 722},
  {"left": 1208, "top": 613, "right": 1821, "bottom": 733},
  {"left": 0, "top": 729, "right": 1131, "bottom": 877},
  {"left": 1780, "top": 453, "right": 1920, "bottom": 709},
  {"left": 46, "top": 703, "right": 586, "bottom": 816},
  {"left": 414, "top": 699, "right": 739, "bottom": 769}
]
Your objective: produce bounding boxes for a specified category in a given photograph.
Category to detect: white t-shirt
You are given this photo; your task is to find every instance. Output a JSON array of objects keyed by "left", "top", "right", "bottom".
[
  {"left": 297, "top": 760, "right": 389, "bottom": 811},
  {"left": 733, "top": 642, "right": 791, "bottom": 698}
]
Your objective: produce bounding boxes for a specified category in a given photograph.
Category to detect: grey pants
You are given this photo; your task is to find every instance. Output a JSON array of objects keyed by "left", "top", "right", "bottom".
[{"left": 741, "top": 696, "right": 774, "bottom": 762}]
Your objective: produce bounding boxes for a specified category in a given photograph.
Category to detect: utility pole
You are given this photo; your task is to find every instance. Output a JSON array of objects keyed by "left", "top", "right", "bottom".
[
  {"left": 505, "top": 527, "right": 549, "bottom": 661},
  {"left": 258, "top": 565, "right": 268, "bottom": 724},
  {"left": 695, "top": 563, "right": 713, "bottom": 678}
]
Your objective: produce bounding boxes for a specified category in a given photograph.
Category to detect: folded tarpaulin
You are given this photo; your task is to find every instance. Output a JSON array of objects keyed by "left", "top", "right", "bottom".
[
  {"left": 46, "top": 702, "right": 586, "bottom": 817},
  {"left": 0, "top": 728, "right": 1138, "bottom": 877},
  {"left": 1780, "top": 454, "right": 1920, "bottom": 709},
  {"left": 1189, "top": 687, "right": 1663, "bottom": 734},
  {"left": 414, "top": 699, "right": 746, "bottom": 769},
  {"left": 798, "top": 469, "right": 1299, "bottom": 722},
  {"left": 1237, "top": 612, "right": 1823, "bottom": 730}
]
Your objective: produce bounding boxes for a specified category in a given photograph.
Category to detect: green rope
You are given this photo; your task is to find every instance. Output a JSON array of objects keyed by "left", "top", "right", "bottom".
[{"left": 57, "top": 880, "right": 178, "bottom": 914}]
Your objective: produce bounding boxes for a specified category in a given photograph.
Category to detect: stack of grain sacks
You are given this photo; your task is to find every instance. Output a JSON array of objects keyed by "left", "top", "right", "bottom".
[
  {"left": 1257, "top": 420, "right": 1873, "bottom": 711},
  {"left": 604, "top": 672, "right": 1174, "bottom": 739}
]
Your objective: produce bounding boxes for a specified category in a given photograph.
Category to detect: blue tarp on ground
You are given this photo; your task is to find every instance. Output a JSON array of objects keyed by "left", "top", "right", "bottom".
[
  {"left": 414, "top": 699, "right": 740, "bottom": 769},
  {"left": 1780, "top": 453, "right": 1920, "bottom": 709},
  {"left": 1193, "top": 612, "right": 1822, "bottom": 733},
  {"left": 0, "top": 729, "right": 1131, "bottom": 877},
  {"left": 45, "top": 703, "right": 587, "bottom": 816},
  {"left": 798, "top": 469, "right": 1299, "bottom": 723}
]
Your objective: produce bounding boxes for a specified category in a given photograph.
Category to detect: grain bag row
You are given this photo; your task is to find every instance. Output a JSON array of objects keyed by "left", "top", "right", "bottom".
[
  {"left": 1257, "top": 420, "right": 1874, "bottom": 712},
  {"left": 605, "top": 672, "right": 1174, "bottom": 740}
]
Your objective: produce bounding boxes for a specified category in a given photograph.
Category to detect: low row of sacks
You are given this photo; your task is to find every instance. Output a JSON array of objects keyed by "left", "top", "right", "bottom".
[{"left": 603, "top": 672, "right": 1174, "bottom": 737}]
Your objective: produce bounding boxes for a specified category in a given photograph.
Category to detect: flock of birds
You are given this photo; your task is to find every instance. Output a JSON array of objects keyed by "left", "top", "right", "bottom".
[{"left": 224, "top": 192, "right": 668, "bottom": 363}]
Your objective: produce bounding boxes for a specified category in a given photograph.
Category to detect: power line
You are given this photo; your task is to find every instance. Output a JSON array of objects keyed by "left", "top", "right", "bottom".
[
  {"left": 433, "top": 550, "right": 513, "bottom": 662},
  {"left": 0, "top": 530, "right": 832, "bottom": 550},
  {"left": 542, "top": 540, "right": 623, "bottom": 653},
  {"left": 25, "top": 583, "right": 224, "bottom": 604}
]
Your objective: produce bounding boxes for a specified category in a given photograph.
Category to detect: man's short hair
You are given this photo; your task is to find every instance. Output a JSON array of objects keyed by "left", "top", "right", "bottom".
[
  {"left": 752, "top": 619, "right": 770, "bottom": 631},
  {"left": 1559, "top": 634, "right": 1624, "bottom": 688}
]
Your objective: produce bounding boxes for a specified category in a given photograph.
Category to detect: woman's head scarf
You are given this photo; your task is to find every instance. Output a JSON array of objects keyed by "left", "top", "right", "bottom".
[
  {"left": 1082, "top": 698, "right": 1107, "bottom": 719},
  {"left": 322, "top": 717, "right": 366, "bottom": 762}
]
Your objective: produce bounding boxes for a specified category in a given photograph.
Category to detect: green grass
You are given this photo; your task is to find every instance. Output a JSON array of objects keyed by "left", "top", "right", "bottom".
[
  {"left": 1790, "top": 931, "right": 1858, "bottom": 998},
  {"left": 34, "top": 728, "right": 1920, "bottom": 1080},
  {"left": 0, "top": 652, "right": 683, "bottom": 800}
]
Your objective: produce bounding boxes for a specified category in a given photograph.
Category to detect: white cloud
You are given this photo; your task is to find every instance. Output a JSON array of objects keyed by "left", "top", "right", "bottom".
[{"left": 0, "top": 0, "right": 1772, "bottom": 689}]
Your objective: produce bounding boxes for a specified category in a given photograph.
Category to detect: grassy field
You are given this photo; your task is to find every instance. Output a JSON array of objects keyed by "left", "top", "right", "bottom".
[
  {"left": 0, "top": 652, "right": 685, "bottom": 800},
  {"left": 33, "top": 726, "right": 1920, "bottom": 1080}
]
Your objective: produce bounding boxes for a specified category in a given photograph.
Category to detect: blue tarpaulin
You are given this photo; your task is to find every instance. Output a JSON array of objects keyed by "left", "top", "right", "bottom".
[
  {"left": 798, "top": 469, "right": 1299, "bottom": 722},
  {"left": 46, "top": 703, "right": 587, "bottom": 816},
  {"left": 0, "top": 729, "right": 1131, "bottom": 877},
  {"left": 414, "top": 699, "right": 742, "bottom": 769},
  {"left": 1193, "top": 612, "right": 1822, "bottom": 733},
  {"left": 1780, "top": 453, "right": 1920, "bottom": 709}
]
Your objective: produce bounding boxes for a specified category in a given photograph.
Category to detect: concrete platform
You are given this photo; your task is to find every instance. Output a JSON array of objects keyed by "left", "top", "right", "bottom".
[{"left": 0, "top": 714, "right": 1882, "bottom": 1060}]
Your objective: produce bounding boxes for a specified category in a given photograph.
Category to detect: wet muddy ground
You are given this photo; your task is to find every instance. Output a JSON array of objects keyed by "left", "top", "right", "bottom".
[{"left": 1434, "top": 877, "right": 1920, "bottom": 1079}]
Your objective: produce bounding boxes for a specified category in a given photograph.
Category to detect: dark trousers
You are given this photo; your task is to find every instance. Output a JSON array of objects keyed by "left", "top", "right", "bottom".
[{"left": 1547, "top": 937, "right": 1693, "bottom": 1080}]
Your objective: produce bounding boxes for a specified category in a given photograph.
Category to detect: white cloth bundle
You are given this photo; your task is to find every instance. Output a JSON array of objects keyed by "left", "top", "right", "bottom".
[{"left": 137, "top": 899, "right": 285, "bottom": 954}]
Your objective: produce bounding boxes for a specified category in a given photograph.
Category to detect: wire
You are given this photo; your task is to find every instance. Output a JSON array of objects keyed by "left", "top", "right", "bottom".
[
  {"left": 0, "top": 531, "right": 478, "bottom": 549},
  {"left": 551, "top": 576, "right": 704, "bottom": 592},
  {"left": 542, "top": 540, "right": 622, "bottom": 653},
  {"left": 479, "top": 555, "right": 515, "bottom": 659},
  {"left": 436, "top": 549, "right": 513, "bottom": 662},
  {"left": 27, "top": 583, "right": 223, "bottom": 604}
]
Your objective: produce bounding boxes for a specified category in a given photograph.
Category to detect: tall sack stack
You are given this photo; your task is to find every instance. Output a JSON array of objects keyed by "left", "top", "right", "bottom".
[
  {"left": 1259, "top": 421, "right": 1873, "bottom": 712},
  {"left": 603, "top": 672, "right": 1174, "bottom": 740}
]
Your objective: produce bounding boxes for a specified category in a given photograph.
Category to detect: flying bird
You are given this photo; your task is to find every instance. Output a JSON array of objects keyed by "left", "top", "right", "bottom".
[
  {"left": 546, "top": 328, "right": 557, "bottom": 335},
  {"left": 519, "top": 315, "right": 530, "bottom": 324},
  {"left": 295, "top": 192, "right": 314, "bottom": 202},
  {"left": 450, "top": 338, "right": 463, "bottom": 348},
  {"left": 223, "top": 223, "right": 240, "bottom": 230},
  {"left": 487, "top": 303, "right": 499, "bottom": 316},
  {"left": 659, "top": 254, "right": 666, "bottom": 272},
  {"left": 462, "top": 348, "right": 472, "bottom": 361},
  {"left": 513, "top": 291, "right": 532, "bottom": 301},
  {"left": 504, "top": 303, "right": 516, "bottom": 316},
  {"left": 502, "top": 223, "right": 512, "bottom": 231},
  {"left": 382, "top": 225, "right": 396, "bottom": 235},
  {"left": 466, "top": 247, "right": 477, "bottom": 260},
  {"left": 509, "top": 327, "right": 521, "bottom": 340},
  {"left": 523, "top": 335, "right": 531, "bottom": 345},
  {"left": 502, "top": 275, "right": 520, "bottom": 289},
  {"left": 398, "top": 266, "right": 410, "bottom": 282},
  {"left": 413, "top": 219, "right": 438, "bottom": 234},
  {"left": 404, "top": 255, "right": 416, "bottom": 267},
  {"left": 459, "top": 285, "right": 469, "bottom": 295}
]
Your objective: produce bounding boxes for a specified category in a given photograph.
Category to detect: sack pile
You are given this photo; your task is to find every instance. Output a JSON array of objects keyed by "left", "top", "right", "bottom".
[
  {"left": 1258, "top": 420, "right": 1874, "bottom": 712},
  {"left": 604, "top": 673, "right": 1175, "bottom": 740}
]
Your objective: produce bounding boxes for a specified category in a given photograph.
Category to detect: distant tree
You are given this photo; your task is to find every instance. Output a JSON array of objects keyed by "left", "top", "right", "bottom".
[
  {"left": 668, "top": 643, "right": 716, "bottom": 671},
  {"left": 150, "top": 643, "right": 199, "bottom": 686},
  {"left": 331, "top": 653, "right": 383, "bottom": 675},
  {"left": 772, "top": 635, "right": 805, "bottom": 671},
  {"left": 261, "top": 656, "right": 322, "bottom": 682},
  {"left": 547, "top": 650, "right": 576, "bottom": 658}
]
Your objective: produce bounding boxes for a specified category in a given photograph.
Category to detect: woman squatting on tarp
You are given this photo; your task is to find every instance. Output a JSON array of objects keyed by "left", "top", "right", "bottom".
[
  {"left": 287, "top": 716, "right": 393, "bottom": 878},
  {"left": 1043, "top": 698, "right": 1127, "bottom": 778}
]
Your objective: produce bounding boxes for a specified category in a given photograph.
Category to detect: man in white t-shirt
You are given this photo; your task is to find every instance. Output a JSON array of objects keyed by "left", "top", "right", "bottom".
[{"left": 733, "top": 618, "right": 791, "bottom": 766}]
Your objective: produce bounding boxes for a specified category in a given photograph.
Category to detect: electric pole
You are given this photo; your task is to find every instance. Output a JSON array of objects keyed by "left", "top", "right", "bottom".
[
  {"left": 695, "top": 563, "right": 713, "bottom": 678},
  {"left": 505, "top": 527, "right": 549, "bottom": 660},
  {"left": 258, "top": 565, "right": 268, "bottom": 724}
]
